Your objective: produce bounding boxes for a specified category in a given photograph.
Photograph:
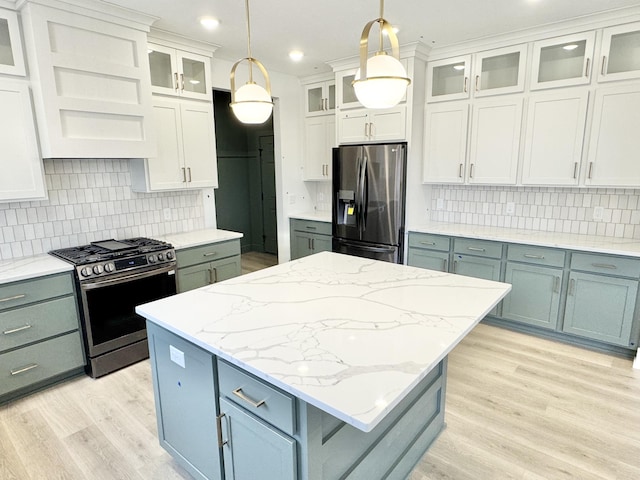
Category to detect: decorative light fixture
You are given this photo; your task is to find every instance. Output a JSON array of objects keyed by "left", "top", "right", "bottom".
[
  {"left": 229, "top": 0, "right": 273, "bottom": 124},
  {"left": 353, "top": 0, "right": 411, "bottom": 109}
]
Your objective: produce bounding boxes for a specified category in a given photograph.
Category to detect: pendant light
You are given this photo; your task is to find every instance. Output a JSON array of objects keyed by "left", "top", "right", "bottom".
[
  {"left": 353, "top": 0, "right": 411, "bottom": 109},
  {"left": 229, "top": 0, "right": 273, "bottom": 124}
]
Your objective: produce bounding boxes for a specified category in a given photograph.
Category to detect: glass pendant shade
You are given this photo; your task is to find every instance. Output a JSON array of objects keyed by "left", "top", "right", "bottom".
[
  {"left": 354, "top": 54, "right": 409, "bottom": 109},
  {"left": 231, "top": 82, "right": 273, "bottom": 124}
]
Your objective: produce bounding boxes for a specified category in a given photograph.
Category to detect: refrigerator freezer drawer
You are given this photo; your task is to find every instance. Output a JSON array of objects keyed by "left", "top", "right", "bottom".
[{"left": 332, "top": 238, "right": 400, "bottom": 264}]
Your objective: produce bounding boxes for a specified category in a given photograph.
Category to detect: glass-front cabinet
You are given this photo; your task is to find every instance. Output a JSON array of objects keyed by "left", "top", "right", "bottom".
[
  {"left": 148, "top": 43, "right": 211, "bottom": 100},
  {"left": 473, "top": 44, "right": 527, "bottom": 97},
  {"left": 530, "top": 32, "right": 596, "bottom": 90},
  {"left": 0, "top": 9, "right": 25, "bottom": 76},
  {"left": 598, "top": 22, "right": 640, "bottom": 83},
  {"left": 427, "top": 55, "right": 471, "bottom": 102},
  {"left": 305, "top": 80, "right": 335, "bottom": 116},
  {"left": 336, "top": 68, "right": 362, "bottom": 109}
]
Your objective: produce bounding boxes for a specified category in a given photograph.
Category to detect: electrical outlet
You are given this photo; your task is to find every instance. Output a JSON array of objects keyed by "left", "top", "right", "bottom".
[
  {"left": 506, "top": 202, "right": 515, "bottom": 214},
  {"left": 436, "top": 198, "right": 444, "bottom": 210},
  {"left": 288, "top": 194, "right": 296, "bottom": 205},
  {"left": 593, "top": 206, "right": 604, "bottom": 221},
  {"left": 163, "top": 208, "right": 171, "bottom": 221}
]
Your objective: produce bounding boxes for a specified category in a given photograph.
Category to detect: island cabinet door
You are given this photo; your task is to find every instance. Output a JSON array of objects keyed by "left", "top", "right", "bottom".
[
  {"left": 219, "top": 397, "right": 297, "bottom": 480},
  {"left": 148, "top": 324, "right": 222, "bottom": 480}
]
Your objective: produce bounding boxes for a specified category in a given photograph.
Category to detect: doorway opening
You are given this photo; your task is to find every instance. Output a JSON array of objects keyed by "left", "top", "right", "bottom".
[{"left": 212, "top": 89, "right": 278, "bottom": 272}]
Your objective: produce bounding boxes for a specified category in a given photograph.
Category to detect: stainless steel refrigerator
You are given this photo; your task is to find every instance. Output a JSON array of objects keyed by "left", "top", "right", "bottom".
[{"left": 332, "top": 143, "right": 407, "bottom": 263}]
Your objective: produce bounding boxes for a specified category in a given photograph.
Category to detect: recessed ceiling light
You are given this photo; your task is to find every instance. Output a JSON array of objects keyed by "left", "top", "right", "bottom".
[
  {"left": 289, "top": 50, "right": 304, "bottom": 61},
  {"left": 200, "top": 17, "right": 220, "bottom": 30},
  {"left": 563, "top": 44, "right": 579, "bottom": 51},
  {"left": 452, "top": 64, "right": 465, "bottom": 71}
]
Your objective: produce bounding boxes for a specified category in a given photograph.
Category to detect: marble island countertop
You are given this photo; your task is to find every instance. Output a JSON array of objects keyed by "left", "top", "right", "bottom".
[
  {"left": 136, "top": 251, "right": 510, "bottom": 432},
  {"left": 410, "top": 222, "right": 640, "bottom": 257}
]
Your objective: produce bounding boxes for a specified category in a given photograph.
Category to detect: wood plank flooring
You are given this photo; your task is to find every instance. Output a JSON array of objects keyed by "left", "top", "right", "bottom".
[
  {"left": 241, "top": 251, "right": 278, "bottom": 274},
  {"left": 2, "top": 263, "right": 638, "bottom": 479}
]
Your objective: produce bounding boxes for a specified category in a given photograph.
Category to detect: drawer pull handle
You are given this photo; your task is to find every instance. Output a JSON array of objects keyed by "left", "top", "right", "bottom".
[
  {"left": 216, "top": 414, "right": 228, "bottom": 447},
  {"left": 305, "top": 226, "right": 317, "bottom": 230},
  {"left": 524, "top": 254, "right": 545, "bottom": 260},
  {"left": 592, "top": 263, "right": 617, "bottom": 270},
  {"left": 420, "top": 241, "right": 436, "bottom": 246},
  {"left": 11, "top": 363, "right": 39, "bottom": 376},
  {"left": 0, "top": 294, "right": 26, "bottom": 303},
  {"left": 467, "top": 247, "right": 485, "bottom": 252},
  {"left": 232, "top": 387, "right": 266, "bottom": 408},
  {"left": 203, "top": 252, "right": 218, "bottom": 257},
  {"left": 3, "top": 324, "right": 32, "bottom": 335}
]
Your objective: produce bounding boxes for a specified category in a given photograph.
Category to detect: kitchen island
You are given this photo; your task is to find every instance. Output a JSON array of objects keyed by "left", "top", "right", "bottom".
[{"left": 136, "top": 252, "right": 511, "bottom": 480}]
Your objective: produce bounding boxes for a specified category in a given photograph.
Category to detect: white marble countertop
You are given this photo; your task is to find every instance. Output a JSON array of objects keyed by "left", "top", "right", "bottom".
[
  {"left": 289, "top": 211, "right": 331, "bottom": 223},
  {"left": 410, "top": 222, "right": 640, "bottom": 257},
  {"left": 0, "top": 254, "right": 73, "bottom": 285},
  {"left": 157, "top": 229, "right": 243, "bottom": 250},
  {"left": 136, "top": 251, "right": 510, "bottom": 432}
]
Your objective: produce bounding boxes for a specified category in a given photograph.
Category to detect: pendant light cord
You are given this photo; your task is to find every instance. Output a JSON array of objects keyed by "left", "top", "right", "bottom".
[
  {"left": 378, "top": 0, "right": 385, "bottom": 52},
  {"left": 245, "top": 0, "right": 253, "bottom": 82}
]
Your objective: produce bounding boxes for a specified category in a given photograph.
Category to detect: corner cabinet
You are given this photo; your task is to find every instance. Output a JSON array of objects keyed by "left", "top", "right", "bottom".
[
  {"left": 290, "top": 219, "right": 332, "bottom": 260},
  {"left": 0, "top": 272, "right": 84, "bottom": 403},
  {"left": 175, "top": 240, "right": 241, "bottom": 293},
  {"left": 130, "top": 97, "right": 218, "bottom": 191},
  {"left": 18, "top": 1, "right": 156, "bottom": 158},
  {"left": 0, "top": 8, "right": 26, "bottom": 76},
  {"left": 0, "top": 81, "right": 46, "bottom": 202}
]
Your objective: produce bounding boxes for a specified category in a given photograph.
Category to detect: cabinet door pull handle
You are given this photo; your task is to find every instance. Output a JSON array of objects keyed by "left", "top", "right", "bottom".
[
  {"left": 420, "top": 241, "right": 436, "bottom": 246},
  {"left": 463, "top": 76, "right": 468, "bottom": 93},
  {"left": 592, "top": 263, "right": 617, "bottom": 270},
  {"left": 553, "top": 276, "right": 560, "bottom": 294},
  {"left": 187, "top": 167, "right": 192, "bottom": 182},
  {"left": 453, "top": 260, "right": 458, "bottom": 273},
  {"left": 523, "top": 254, "right": 545, "bottom": 259},
  {"left": 584, "top": 57, "right": 590, "bottom": 78},
  {"left": 180, "top": 73, "right": 185, "bottom": 92},
  {"left": 182, "top": 167, "right": 187, "bottom": 182},
  {"left": 588, "top": 162, "right": 594, "bottom": 179},
  {"left": 601, "top": 55, "right": 607, "bottom": 76},
  {"left": 232, "top": 387, "right": 266, "bottom": 408},
  {"left": 475, "top": 75, "right": 480, "bottom": 92},
  {"left": 212, "top": 267, "right": 218, "bottom": 283},
  {"left": 174, "top": 72, "right": 179, "bottom": 91},
  {"left": 207, "top": 268, "right": 214, "bottom": 284},
  {"left": 216, "top": 414, "right": 228, "bottom": 447},
  {"left": 3, "top": 324, "right": 32, "bottom": 335},
  {"left": 569, "top": 278, "right": 575, "bottom": 296},
  {"left": 469, "top": 163, "right": 474, "bottom": 178},
  {"left": 459, "top": 163, "right": 463, "bottom": 178},
  {"left": 443, "top": 259, "right": 448, "bottom": 272},
  {"left": 311, "top": 238, "right": 315, "bottom": 250},
  {"left": 467, "top": 246, "right": 485, "bottom": 252},
  {"left": 573, "top": 162, "right": 578, "bottom": 179},
  {"left": 203, "top": 252, "right": 218, "bottom": 257},
  {"left": 0, "top": 294, "right": 26, "bottom": 303},
  {"left": 11, "top": 363, "right": 39, "bottom": 376},
  {"left": 308, "top": 238, "right": 312, "bottom": 250}
]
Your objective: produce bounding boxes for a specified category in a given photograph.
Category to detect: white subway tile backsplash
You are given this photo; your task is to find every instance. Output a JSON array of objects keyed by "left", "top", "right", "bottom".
[
  {"left": 0, "top": 158, "right": 205, "bottom": 261},
  {"left": 429, "top": 185, "right": 640, "bottom": 240}
]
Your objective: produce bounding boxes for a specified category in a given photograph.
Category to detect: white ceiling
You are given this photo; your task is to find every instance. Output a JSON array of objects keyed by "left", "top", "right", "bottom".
[{"left": 103, "top": 0, "right": 640, "bottom": 77}]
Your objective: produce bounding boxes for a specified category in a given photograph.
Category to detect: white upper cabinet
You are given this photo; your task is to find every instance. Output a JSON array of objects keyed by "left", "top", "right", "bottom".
[
  {"left": 0, "top": 81, "right": 46, "bottom": 202},
  {"left": 338, "top": 106, "right": 406, "bottom": 144},
  {"left": 19, "top": 0, "right": 156, "bottom": 159},
  {"left": 427, "top": 55, "right": 472, "bottom": 103},
  {"left": 530, "top": 32, "right": 596, "bottom": 90},
  {"left": 585, "top": 84, "right": 640, "bottom": 187},
  {"left": 472, "top": 44, "right": 527, "bottom": 97},
  {"left": 304, "top": 80, "right": 335, "bottom": 116},
  {"left": 597, "top": 22, "right": 640, "bottom": 83},
  {"left": 336, "top": 68, "right": 360, "bottom": 110},
  {"left": 303, "top": 115, "right": 335, "bottom": 180},
  {"left": 149, "top": 43, "right": 212, "bottom": 101},
  {"left": 0, "top": 8, "right": 26, "bottom": 76},
  {"left": 521, "top": 90, "right": 589, "bottom": 186}
]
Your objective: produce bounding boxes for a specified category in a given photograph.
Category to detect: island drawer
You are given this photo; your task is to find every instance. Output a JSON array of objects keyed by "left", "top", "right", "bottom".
[
  {"left": 176, "top": 240, "right": 240, "bottom": 268},
  {"left": 0, "top": 273, "right": 74, "bottom": 312},
  {"left": 1, "top": 296, "right": 79, "bottom": 353},
  {"left": 217, "top": 359, "right": 296, "bottom": 436},
  {"left": 453, "top": 238, "right": 502, "bottom": 259},
  {"left": 408, "top": 233, "right": 450, "bottom": 252},
  {"left": 291, "top": 219, "right": 331, "bottom": 236},
  {"left": 507, "top": 244, "right": 565, "bottom": 268},
  {"left": 570, "top": 253, "right": 640, "bottom": 278}
]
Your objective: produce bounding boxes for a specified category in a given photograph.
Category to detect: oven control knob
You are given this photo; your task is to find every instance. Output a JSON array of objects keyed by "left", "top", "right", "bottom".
[
  {"left": 158, "top": 253, "right": 165, "bottom": 261},
  {"left": 81, "top": 267, "right": 92, "bottom": 277},
  {"left": 104, "top": 263, "right": 115, "bottom": 273},
  {"left": 148, "top": 254, "right": 157, "bottom": 263},
  {"left": 166, "top": 251, "right": 174, "bottom": 260},
  {"left": 93, "top": 265, "right": 104, "bottom": 275}
]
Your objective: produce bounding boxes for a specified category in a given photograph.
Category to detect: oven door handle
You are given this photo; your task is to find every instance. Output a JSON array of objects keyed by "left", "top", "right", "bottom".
[{"left": 81, "top": 264, "right": 176, "bottom": 290}]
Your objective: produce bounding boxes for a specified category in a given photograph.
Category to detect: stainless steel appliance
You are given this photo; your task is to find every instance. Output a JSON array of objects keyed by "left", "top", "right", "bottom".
[
  {"left": 50, "top": 238, "right": 177, "bottom": 378},
  {"left": 332, "top": 142, "right": 407, "bottom": 263}
]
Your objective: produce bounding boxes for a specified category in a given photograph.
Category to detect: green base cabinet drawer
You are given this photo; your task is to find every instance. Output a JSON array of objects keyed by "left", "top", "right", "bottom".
[
  {"left": 176, "top": 240, "right": 241, "bottom": 269},
  {"left": 408, "top": 233, "right": 450, "bottom": 252},
  {"left": 507, "top": 244, "right": 565, "bottom": 268},
  {"left": 290, "top": 219, "right": 331, "bottom": 236},
  {"left": 0, "top": 331, "right": 84, "bottom": 397},
  {"left": 0, "top": 273, "right": 74, "bottom": 312},
  {"left": 1, "top": 296, "right": 79, "bottom": 353},
  {"left": 570, "top": 252, "right": 640, "bottom": 278},
  {"left": 453, "top": 238, "right": 502, "bottom": 259}
]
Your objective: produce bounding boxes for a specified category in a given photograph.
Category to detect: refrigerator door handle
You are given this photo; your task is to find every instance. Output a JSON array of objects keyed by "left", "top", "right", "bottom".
[
  {"left": 359, "top": 155, "right": 367, "bottom": 234},
  {"left": 355, "top": 156, "right": 362, "bottom": 231}
]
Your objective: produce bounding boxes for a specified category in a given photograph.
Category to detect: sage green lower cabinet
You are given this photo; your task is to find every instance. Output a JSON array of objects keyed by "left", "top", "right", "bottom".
[
  {"left": 407, "top": 233, "right": 450, "bottom": 272},
  {"left": 290, "top": 219, "right": 332, "bottom": 260},
  {"left": 147, "top": 322, "right": 222, "bottom": 480},
  {"left": 563, "top": 271, "right": 638, "bottom": 347},
  {"left": 176, "top": 239, "right": 241, "bottom": 293},
  {"left": 452, "top": 255, "right": 501, "bottom": 281}
]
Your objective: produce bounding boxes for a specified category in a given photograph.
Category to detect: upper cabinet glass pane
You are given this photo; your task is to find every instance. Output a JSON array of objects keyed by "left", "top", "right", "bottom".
[
  {"left": 149, "top": 50, "right": 173, "bottom": 89},
  {"left": 307, "top": 85, "right": 324, "bottom": 113},
  {"left": 181, "top": 57, "right": 206, "bottom": 95},
  {"left": 432, "top": 62, "right": 466, "bottom": 97},
  {"left": 538, "top": 40, "right": 587, "bottom": 83},
  {"left": 341, "top": 73, "right": 358, "bottom": 105},
  {"left": 0, "top": 19, "right": 15, "bottom": 67},
  {"left": 480, "top": 52, "right": 520, "bottom": 90},
  {"left": 607, "top": 30, "right": 640, "bottom": 75}
]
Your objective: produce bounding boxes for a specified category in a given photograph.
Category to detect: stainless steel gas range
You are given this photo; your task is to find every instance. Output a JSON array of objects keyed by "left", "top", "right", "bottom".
[{"left": 50, "top": 238, "right": 177, "bottom": 378}]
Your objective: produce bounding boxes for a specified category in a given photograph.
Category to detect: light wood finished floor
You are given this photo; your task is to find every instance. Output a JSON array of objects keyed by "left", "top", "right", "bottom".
[
  {"left": 2, "top": 327, "right": 638, "bottom": 479},
  {"left": 241, "top": 251, "right": 278, "bottom": 274}
]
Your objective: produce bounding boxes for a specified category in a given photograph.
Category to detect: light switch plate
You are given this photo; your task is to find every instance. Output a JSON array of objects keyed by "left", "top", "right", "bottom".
[
  {"left": 436, "top": 198, "right": 444, "bottom": 210},
  {"left": 593, "top": 206, "right": 604, "bottom": 221},
  {"left": 506, "top": 202, "right": 515, "bottom": 214},
  {"left": 163, "top": 208, "right": 172, "bottom": 221}
]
